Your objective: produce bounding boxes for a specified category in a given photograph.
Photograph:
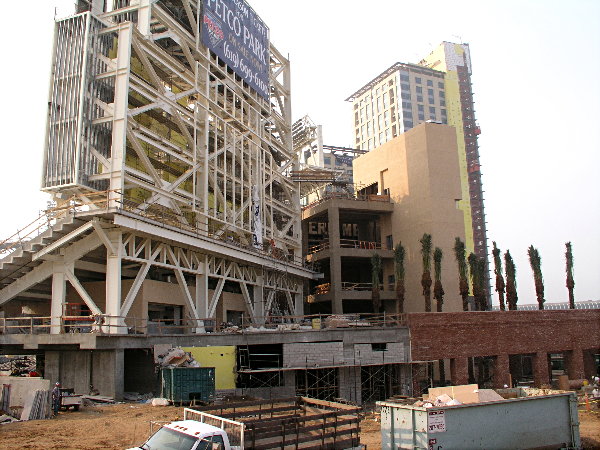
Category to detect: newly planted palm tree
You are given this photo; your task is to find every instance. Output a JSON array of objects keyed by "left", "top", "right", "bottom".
[
  {"left": 468, "top": 253, "right": 486, "bottom": 310},
  {"left": 420, "top": 233, "right": 433, "bottom": 312},
  {"left": 565, "top": 242, "right": 575, "bottom": 309},
  {"left": 433, "top": 247, "right": 444, "bottom": 312},
  {"left": 453, "top": 237, "right": 470, "bottom": 311},
  {"left": 528, "top": 245, "right": 545, "bottom": 310},
  {"left": 393, "top": 243, "right": 406, "bottom": 314},
  {"left": 492, "top": 242, "right": 506, "bottom": 311},
  {"left": 504, "top": 250, "right": 518, "bottom": 310},
  {"left": 371, "top": 253, "right": 382, "bottom": 313}
]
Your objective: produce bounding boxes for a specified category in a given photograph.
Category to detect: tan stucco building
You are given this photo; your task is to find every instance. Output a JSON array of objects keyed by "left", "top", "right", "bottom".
[{"left": 352, "top": 122, "right": 466, "bottom": 312}]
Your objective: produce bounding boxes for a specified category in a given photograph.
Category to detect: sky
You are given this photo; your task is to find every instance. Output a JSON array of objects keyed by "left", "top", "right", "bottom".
[{"left": 0, "top": 0, "right": 598, "bottom": 305}]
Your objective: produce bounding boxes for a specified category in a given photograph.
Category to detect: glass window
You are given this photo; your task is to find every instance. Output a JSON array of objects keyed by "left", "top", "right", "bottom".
[
  {"left": 404, "top": 119, "right": 414, "bottom": 128},
  {"left": 417, "top": 95, "right": 423, "bottom": 103},
  {"left": 418, "top": 111, "right": 424, "bottom": 120},
  {"left": 384, "top": 110, "right": 390, "bottom": 127},
  {"left": 438, "top": 82, "right": 444, "bottom": 89},
  {"left": 440, "top": 99, "right": 446, "bottom": 107},
  {"left": 428, "top": 89, "right": 434, "bottom": 96},
  {"left": 415, "top": 77, "right": 422, "bottom": 84},
  {"left": 440, "top": 91, "right": 445, "bottom": 98},
  {"left": 418, "top": 104, "right": 424, "bottom": 112},
  {"left": 377, "top": 97, "right": 382, "bottom": 112},
  {"left": 404, "top": 110, "right": 413, "bottom": 118},
  {"left": 401, "top": 92, "right": 411, "bottom": 101},
  {"left": 386, "top": 235, "right": 393, "bottom": 250},
  {"left": 400, "top": 73, "right": 410, "bottom": 82},
  {"left": 429, "top": 106, "right": 436, "bottom": 114},
  {"left": 416, "top": 86, "right": 422, "bottom": 94},
  {"left": 427, "top": 80, "right": 433, "bottom": 87},
  {"left": 402, "top": 101, "right": 412, "bottom": 110},
  {"left": 323, "top": 157, "right": 331, "bottom": 165},
  {"left": 383, "top": 92, "right": 389, "bottom": 108},
  {"left": 401, "top": 83, "right": 410, "bottom": 92},
  {"left": 428, "top": 97, "right": 435, "bottom": 104}
]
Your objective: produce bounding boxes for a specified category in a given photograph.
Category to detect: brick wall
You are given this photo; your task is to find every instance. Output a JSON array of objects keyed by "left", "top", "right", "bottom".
[{"left": 406, "top": 310, "right": 600, "bottom": 361}]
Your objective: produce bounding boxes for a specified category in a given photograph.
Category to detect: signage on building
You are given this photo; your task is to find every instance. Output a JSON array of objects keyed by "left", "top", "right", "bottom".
[
  {"left": 201, "top": 0, "right": 270, "bottom": 99},
  {"left": 308, "top": 222, "right": 358, "bottom": 238},
  {"left": 334, "top": 154, "right": 353, "bottom": 166}
]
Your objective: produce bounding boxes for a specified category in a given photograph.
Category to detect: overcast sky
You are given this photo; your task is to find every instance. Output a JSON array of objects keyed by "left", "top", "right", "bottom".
[{"left": 0, "top": 0, "right": 598, "bottom": 306}]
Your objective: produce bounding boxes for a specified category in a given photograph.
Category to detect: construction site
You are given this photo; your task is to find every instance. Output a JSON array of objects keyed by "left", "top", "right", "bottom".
[{"left": 0, "top": 0, "right": 599, "bottom": 448}]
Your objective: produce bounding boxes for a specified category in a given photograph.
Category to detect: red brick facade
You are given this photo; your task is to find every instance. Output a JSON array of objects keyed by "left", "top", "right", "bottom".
[{"left": 407, "top": 310, "right": 600, "bottom": 387}]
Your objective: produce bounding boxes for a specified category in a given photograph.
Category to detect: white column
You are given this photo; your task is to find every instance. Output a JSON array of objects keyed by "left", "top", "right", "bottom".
[
  {"left": 105, "top": 231, "right": 125, "bottom": 334},
  {"left": 254, "top": 275, "right": 265, "bottom": 324},
  {"left": 50, "top": 262, "right": 67, "bottom": 335}
]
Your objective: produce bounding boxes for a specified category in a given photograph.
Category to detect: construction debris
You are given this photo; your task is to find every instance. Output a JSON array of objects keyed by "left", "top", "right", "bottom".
[
  {"left": 20, "top": 389, "right": 52, "bottom": 420},
  {"left": 0, "top": 414, "right": 19, "bottom": 424},
  {"left": 156, "top": 347, "right": 200, "bottom": 368},
  {"left": 81, "top": 395, "right": 115, "bottom": 404}
]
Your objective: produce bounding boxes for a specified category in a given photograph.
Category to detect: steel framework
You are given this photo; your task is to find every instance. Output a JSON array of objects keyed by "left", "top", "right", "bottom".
[{"left": 0, "top": 0, "right": 314, "bottom": 334}]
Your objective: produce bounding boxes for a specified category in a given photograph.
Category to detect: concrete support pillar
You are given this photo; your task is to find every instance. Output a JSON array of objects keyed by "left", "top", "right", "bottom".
[
  {"left": 92, "top": 350, "right": 125, "bottom": 401},
  {"left": 195, "top": 268, "right": 208, "bottom": 333},
  {"left": 494, "top": 354, "right": 512, "bottom": 388},
  {"left": 450, "top": 357, "right": 469, "bottom": 386},
  {"left": 339, "top": 367, "right": 361, "bottom": 404},
  {"left": 50, "top": 262, "right": 67, "bottom": 335},
  {"left": 105, "top": 231, "right": 126, "bottom": 334},
  {"left": 583, "top": 349, "right": 598, "bottom": 379},
  {"left": 44, "top": 351, "right": 61, "bottom": 385},
  {"left": 533, "top": 352, "right": 550, "bottom": 387},
  {"left": 565, "top": 348, "right": 585, "bottom": 380},
  {"left": 328, "top": 206, "right": 342, "bottom": 314},
  {"left": 253, "top": 276, "right": 265, "bottom": 324}
]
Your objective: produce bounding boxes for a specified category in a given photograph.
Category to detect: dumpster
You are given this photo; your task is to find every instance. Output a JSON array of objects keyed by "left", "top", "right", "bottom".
[
  {"left": 378, "top": 390, "right": 580, "bottom": 449},
  {"left": 161, "top": 367, "right": 215, "bottom": 404}
]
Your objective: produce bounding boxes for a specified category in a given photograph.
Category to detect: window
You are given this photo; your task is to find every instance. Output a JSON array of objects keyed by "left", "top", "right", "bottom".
[
  {"left": 401, "top": 83, "right": 410, "bottom": 92},
  {"left": 323, "top": 157, "right": 331, "bottom": 165},
  {"left": 404, "top": 119, "right": 414, "bottom": 128},
  {"left": 386, "top": 235, "right": 393, "bottom": 250},
  {"left": 417, "top": 95, "right": 423, "bottom": 103},
  {"left": 401, "top": 101, "right": 412, "bottom": 110},
  {"left": 372, "top": 343, "right": 388, "bottom": 352},
  {"left": 440, "top": 90, "right": 445, "bottom": 98},
  {"left": 428, "top": 97, "right": 435, "bottom": 104},
  {"left": 429, "top": 106, "right": 436, "bottom": 114},
  {"left": 416, "top": 86, "right": 423, "bottom": 94},
  {"left": 401, "top": 92, "right": 411, "bottom": 101},
  {"left": 428, "top": 88, "right": 434, "bottom": 96},
  {"left": 427, "top": 79, "right": 433, "bottom": 87},
  {"left": 418, "top": 111, "right": 424, "bottom": 120},
  {"left": 403, "top": 110, "right": 413, "bottom": 118},
  {"left": 392, "top": 124, "right": 397, "bottom": 136},
  {"left": 415, "top": 77, "right": 422, "bottom": 84},
  {"left": 400, "top": 73, "right": 409, "bottom": 82},
  {"left": 418, "top": 104, "right": 424, "bottom": 112},
  {"left": 440, "top": 99, "right": 446, "bottom": 107},
  {"left": 388, "top": 275, "right": 395, "bottom": 290}
]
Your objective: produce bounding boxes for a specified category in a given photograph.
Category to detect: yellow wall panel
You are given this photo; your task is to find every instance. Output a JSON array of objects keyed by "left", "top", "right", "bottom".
[{"left": 183, "top": 346, "right": 236, "bottom": 390}]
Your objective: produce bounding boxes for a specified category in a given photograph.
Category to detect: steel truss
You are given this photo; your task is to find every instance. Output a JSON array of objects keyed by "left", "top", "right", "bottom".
[{"left": 1, "top": 0, "right": 311, "bottom": 333}]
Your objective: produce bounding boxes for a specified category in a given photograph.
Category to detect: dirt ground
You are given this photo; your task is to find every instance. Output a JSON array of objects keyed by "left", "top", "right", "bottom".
[{"left": 0, "top": 403, "right": 598, "bottom": 449}]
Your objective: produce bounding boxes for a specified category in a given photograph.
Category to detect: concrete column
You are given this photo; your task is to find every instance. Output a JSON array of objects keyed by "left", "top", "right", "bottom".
[
  {"left": 294, "top": 291, "right": 303, "bottom": 317},
  {"left": 583, "top": 349, "right": 598, "bottom": 379},
  {"left": 44, "top": 351, "right": 61, "bottom": 385},
  {"left": 338, "top": 367, "right": 361, "bottom": 404},
  {"left": 450, "top": 357, "right": 469, "bottom": 386},
  {"left": 565, "top": 348, "right": 585, "bottom": 380},
  {"left": 253, "top": 275, "right": 265, "bottom": 324},
  {"left": 50, "top": 262, "right": 67, "bottom": 334},
  {"left": 493, "top": 354, "right": 511, "bottom": 388},
  {"left": 195, "top": 267, "right": 208, "bottom": 333},
  {"left": 92, "top": 350, "right": 124, "bottom": 400},
  {"left": 328, "top": 206, "right": 343, "bottom": 314},
  {"left": 105, "top": 231, "right": 126, "bottom": 334},
  {"left": 533, "top": 352, "right": 550, "bottom": 387}
]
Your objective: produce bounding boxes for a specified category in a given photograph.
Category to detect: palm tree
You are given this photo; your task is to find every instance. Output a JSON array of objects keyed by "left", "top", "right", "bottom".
[
  {"left": 504, "top": 250, "right": 518, "bottom": 310},
  {"left": 528, "top": 245, "right": 545, "bottom": 310},
  {"left": 565, "top": 242, "right": 575, "bottom": 309},
  {"left": 393, "top": 243, "right": 406, "bottom": 314},
  {"left": 492, "top": 242, "right": 506, "bottom": 311},
  {"left": 420, "top": 233, "right": 433, "bottom": 312},
  {"left": 453, "top": 237, "right": 470, "bottom": 311},
  {"left": 371, "top": 253, "right": 382, "bottom": 313},
  {"left": 468, "top": 253, "right": 487, "bottom": 310},
  {"left": 433, "top": 247, "right": 444, "bottom": 312}
]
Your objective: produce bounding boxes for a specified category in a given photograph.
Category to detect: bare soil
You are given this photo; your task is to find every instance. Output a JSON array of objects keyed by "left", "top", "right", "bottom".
[{"left": 0, "top": 403, "right": 598, "bottom": 449}]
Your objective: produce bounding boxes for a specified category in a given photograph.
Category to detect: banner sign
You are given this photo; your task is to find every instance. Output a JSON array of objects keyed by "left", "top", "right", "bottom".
[
  {"left": 334, "top": 154, "right": 353, "bottom": 166},
  {"left": 201, "top": 0, "right": 270, "bottom": 99}
]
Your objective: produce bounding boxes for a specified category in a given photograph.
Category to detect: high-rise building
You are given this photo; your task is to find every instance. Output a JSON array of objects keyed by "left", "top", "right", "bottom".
[{"left": 347, "top": 42, "right": 489, "bottom": 301}]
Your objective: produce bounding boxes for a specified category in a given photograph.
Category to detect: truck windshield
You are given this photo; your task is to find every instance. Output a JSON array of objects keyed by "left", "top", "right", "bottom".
[{"left": 143, "top": 427, "right": 198, "bottom": 450}]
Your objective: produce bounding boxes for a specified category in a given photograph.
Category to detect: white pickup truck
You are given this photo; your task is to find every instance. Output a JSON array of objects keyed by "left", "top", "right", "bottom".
[{"left": 128, "top": 410, "right": 244, "bottom": 450}]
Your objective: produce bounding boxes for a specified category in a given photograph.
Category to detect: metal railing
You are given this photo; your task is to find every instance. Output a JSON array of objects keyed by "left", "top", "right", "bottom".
[
  {"left": 302, "top": 192, "right": 391, "bottom": 210},
  {"left": 0, "top": 312, "right": 407, "bottom": 335}
]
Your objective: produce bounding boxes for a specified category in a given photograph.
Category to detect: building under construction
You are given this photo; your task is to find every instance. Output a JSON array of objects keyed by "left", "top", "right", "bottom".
[{"left": 0, "top": 1, "right": 598, "bottom": 404}]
